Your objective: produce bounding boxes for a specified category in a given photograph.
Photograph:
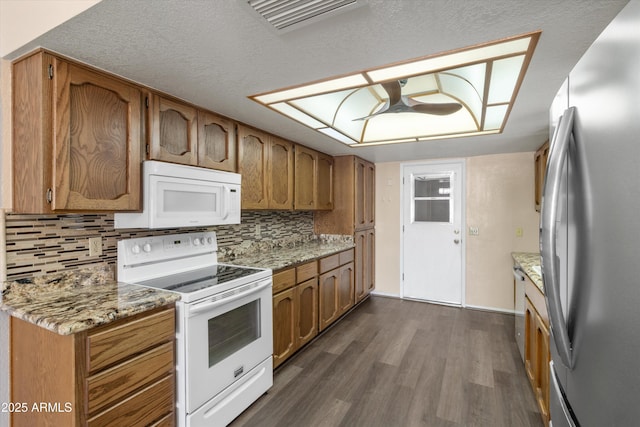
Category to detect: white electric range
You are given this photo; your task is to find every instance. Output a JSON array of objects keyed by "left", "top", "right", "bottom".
[{"left": 118, "top": 232, "right": 273, "bottom": 427}]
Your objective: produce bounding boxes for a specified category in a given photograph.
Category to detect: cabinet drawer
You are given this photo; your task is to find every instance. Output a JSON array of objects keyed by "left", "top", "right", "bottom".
[
  {"left": 88, "top": 308, "right": 175, "bottom": 373},
  {"left": 319, "top": 254, "right": 340, "bottom": 274},
  {"left": 88, "top": 374, "right": 175, "bottom": 427},
  {"left": 273, "top": 268, "right": 296, "bottom": 294},
  {"left": 296, "top": 261, "right": 318, "bottom": 283},
  {"left": 339, "top": 249, "right": 354, "bottom": 265},
  {"left": 87, "top": 341, "right": 174, "bottom": 414}
]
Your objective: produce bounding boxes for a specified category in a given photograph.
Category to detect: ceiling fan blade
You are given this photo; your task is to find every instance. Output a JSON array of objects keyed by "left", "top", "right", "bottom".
[
  {"left": 381, "top": 81, "right": 402, "bottom": 105},
  {"left": 411, "top": 102, "right": 463, "bottom": 116}
]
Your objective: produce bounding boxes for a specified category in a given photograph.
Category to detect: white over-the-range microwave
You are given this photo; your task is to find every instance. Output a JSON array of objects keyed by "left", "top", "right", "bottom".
[{"left": 114, "top": 160, "right": 241, "bottom": 229}]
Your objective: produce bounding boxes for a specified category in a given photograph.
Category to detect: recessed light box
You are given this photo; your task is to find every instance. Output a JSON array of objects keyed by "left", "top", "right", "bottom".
[{"left": 249, "top": 30, "right": 541, "bottom": 147}]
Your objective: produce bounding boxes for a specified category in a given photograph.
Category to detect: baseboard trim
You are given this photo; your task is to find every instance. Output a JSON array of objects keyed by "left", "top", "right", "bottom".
[
  {"left": 369, "top": 290, "right": 400, "bottom": 298},
  {"left": 370, "top": 293, "right": 515, "bottom": 315},
  {"left": 465, "top": 304, "right": 515, "bottom": 315}
]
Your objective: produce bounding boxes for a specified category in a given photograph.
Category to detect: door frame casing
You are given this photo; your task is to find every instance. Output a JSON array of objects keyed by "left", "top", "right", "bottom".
[{"left": 400, "top": 159, "right": 467, "bottom": 307}]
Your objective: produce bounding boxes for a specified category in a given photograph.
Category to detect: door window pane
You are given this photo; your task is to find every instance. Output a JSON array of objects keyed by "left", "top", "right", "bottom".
[
  {"left": 413, "top": 175, "right": 452, "bottom": 223},
  {"left": 208, "top": 300, "right": 261, "bottom": 367},
  {"left": 415, "top": 199, "right": 450, "bottom": 222},
  {"left": 415, "top": 177, "right": 450, "bottom": 197}
]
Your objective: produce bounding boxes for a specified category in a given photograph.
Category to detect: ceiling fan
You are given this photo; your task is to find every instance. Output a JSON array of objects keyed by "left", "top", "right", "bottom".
[{"left": 353, "top": 79, "right": 462, "bottom": 121}]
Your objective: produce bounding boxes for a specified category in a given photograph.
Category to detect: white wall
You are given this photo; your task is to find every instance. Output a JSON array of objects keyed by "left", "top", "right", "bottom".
[{"left": 373, "top": 152, "right": 540, "bottom": 312}]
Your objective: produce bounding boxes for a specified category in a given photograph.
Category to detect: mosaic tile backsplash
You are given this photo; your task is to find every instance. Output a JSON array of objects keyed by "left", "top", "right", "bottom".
[{"left": 5, "top": 211, "right": 315, "bottom": 280}]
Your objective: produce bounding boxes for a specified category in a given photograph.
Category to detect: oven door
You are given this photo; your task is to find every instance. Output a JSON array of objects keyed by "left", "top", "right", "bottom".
[{"left": 184, "top": 278, "right": 273, "bottom": 413}]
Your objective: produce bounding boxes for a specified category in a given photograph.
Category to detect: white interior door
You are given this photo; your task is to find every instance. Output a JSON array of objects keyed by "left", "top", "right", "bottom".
[{"left": 402, "top": 161, "right": 464, "bottom": 305}]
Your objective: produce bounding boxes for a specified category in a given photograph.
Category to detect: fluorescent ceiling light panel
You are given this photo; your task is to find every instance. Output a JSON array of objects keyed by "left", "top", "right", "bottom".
[{"left": 249, "top": 31, "right": 541, "bottom": 147}]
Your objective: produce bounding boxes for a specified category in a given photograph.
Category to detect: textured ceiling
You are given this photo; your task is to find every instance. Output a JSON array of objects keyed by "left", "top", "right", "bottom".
[{"left": 5, "top": 0, "right": 630, "bottom": 162}]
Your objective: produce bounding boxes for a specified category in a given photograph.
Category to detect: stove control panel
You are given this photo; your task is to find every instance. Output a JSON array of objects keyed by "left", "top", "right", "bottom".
[{"left": 118, "top": 232, "right": 218, "bottom": 271}]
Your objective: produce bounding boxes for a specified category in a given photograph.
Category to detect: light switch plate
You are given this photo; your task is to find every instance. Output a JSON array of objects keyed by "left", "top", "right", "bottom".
[{"left": 89, "top": 237, "right": 102, "bottom": 256}]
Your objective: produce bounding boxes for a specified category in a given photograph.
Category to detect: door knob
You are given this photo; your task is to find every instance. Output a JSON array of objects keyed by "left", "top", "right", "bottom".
[{"left": 454, "top": 239, "right": 460, "bottom": 244}]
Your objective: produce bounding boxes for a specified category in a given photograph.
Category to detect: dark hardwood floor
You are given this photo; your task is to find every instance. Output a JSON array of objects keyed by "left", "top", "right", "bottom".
[{"left": 231, "top": 296, "right": 543, "bottom": 427}]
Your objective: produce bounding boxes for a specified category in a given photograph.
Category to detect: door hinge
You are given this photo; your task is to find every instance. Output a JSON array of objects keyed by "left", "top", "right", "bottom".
[
  {"left": 46, "top": 188, "right": 52, "bottom": 203},
  {"left": 48, "top": 64, "right": 53, "bottom": 80},
  {"left": 402, "top": 273, "right": 404, "bottom": 281}
]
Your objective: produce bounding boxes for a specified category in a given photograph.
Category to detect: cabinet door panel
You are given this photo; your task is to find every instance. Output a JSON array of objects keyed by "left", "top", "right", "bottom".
[
  {"left": 273, "top": 288, "right": 296, "bottom": 368},
  {"left": 316, "top": 153, "right": 334, "bottom": 210},
  {"left": 318, "top": 269, "right": 339, "bottom": 331},
  {"left": 87, "top": 375, "right": 174, "bottom": 427},
  {"left": 296, "top": 278, "right": 318, "bottom": 348},
  {"left": 198, "top": 110, "right": 236, "bottom": 171},
  {"left": 53, "top": 59, "right": 141, "bottom": 211},
  {"left": 238, "top": 126, "right": 269, "bottom": 209},
  {"left": 366, "top": 229, "right": 375, "bottom": 294},
  {"left": 338, "top": 262, "right": 354, "bottom": 315},
  {"left": 149, "top": 94, "right": 197, "bottom": 165},
  {"left": 269, "top": 137, "right": 294, "bottom": 209},
  {"left": 354, "top": 230, "right": 366, "bottom": 302},
  {"left": 294, "top": 146, "right": 316, "bottom": 210},
  {"left": 524, "top": 298, "right": 536, "bottom": 384},
  {"left": 87, "top": 342, "right": 174, "bottom": 414}
]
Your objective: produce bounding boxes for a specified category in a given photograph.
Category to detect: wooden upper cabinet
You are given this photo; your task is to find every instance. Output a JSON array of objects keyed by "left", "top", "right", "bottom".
[
  {"left": 294, "top": 145, "right": 316, "bottom": 210},
  {"left": 314, "top": 155, "right": 374, "bottom": 234},
  {"left": 268, "top": 137, "right": 294, "bottom": 209},
  {"left": 355, "top": 157, "right": 375, "bottom": 230},
  {"left": 12, "top": 50, "right": 142, "bottom": 213},
  {"left": 198, "top": 110, "right": 236, "bottom": 172},
  {"left": 238, "top": 125, "right": 270, "bottom": 209},
  {"left": 148, "top": 94, "right": 198, "bottom": 165},
  {"left": 316, "top": 153, "right": 334, "bottom": 210}
]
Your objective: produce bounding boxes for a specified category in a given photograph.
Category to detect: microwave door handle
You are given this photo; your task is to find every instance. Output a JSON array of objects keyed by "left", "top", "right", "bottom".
[
  {"left": 187, "top": 279, "right": 272, "bottom": 316},
  {"left": 541, "top": 106, "right": 575, "bottom": 369},
  {"left": 222, "top": 185, "right": 231, "bottom": 220}
]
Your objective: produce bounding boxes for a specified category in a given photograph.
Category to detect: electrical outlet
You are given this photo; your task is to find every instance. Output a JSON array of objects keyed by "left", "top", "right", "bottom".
[
  {"left": 255, "top": 223, "right": 261, "bottom": 237},
  {"left": 89, "top": 237, "right": 102, "bottom": 256},
  {"left": 469, "top": 226, "right": 479, "bottom": 236}
]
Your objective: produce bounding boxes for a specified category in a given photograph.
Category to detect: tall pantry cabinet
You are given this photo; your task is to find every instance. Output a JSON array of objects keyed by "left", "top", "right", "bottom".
[{"left": 315, "top": 156, "right": 375, "bottom": 302}]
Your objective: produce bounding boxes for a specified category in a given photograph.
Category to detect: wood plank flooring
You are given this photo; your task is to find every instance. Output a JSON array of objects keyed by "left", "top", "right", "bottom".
[{"left": 230, "top": 296, "right": 543, "bottom": 427}]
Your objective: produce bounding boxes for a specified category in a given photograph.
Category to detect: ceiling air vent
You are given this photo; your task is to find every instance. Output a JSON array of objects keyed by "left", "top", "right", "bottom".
[{"left": 243, "top": 0, "right": 364, "bottom": 33}]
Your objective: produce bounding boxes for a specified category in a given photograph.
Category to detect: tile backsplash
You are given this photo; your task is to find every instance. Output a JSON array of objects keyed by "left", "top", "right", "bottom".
[{"left": 4, "top": 211, "right": 314, "bottom": 281}]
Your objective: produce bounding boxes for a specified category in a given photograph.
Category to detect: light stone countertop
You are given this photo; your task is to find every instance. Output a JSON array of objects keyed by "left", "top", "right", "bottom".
[
  {"left": 1, "top": 237, "right": 354, "bottom": 335},
  {"left": 222, "top": 239, "right": 355, "bottom": 271},
  {"left": 0, "top": 265, "right": 180, "bottom": 335},
  {"left": 512, "top": 252, "right": 543, "bottom": 293}
]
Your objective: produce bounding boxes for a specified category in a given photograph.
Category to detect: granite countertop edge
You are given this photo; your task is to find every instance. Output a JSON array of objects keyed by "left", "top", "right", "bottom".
[
  {"left": 1, "top": 266, "right": 180, "bottom": 336},
  {"left": 512, "top": 252, "right": 544, "bottom": 293},
  {"left": 221, "top": 240, "right": 356, "bottom": 271},
  {"left": 1, "top": 239, "right": 355, "bottom": 335}
]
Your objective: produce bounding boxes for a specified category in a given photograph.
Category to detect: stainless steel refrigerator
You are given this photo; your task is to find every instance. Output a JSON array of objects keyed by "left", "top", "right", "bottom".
[{"left": 541, "top": 1, "right": 640, "bottom": 426}]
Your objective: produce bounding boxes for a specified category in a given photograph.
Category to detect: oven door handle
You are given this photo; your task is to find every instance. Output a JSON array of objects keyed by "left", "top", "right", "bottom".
[{"left": 187, "top": 279, "right": 272, "bottom": 316}]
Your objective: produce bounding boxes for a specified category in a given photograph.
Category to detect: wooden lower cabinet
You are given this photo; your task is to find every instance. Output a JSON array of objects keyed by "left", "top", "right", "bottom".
[
  {"left": 319, "top": 249, "right": 355, "bottom": 332},
  {"left": 296, "top": 278, "right": 319, "bottom": 348},
  {"left": 524, "top": 281, "right": 551, "bottom": 427},
  {"left": 272, "top": 249, "right": 359, "bottom": 367},
  {"left": 272, "top": 287, "right": 296, "bottom": 367},
  {"left": 10, "top": 306, "right": 176, "bottom": 427},
  {"left": 272, "top": 262, "right": 319, "bottom": 368},
  {"left": 355, "top": 228, "right": 375, "bottom": 303}
]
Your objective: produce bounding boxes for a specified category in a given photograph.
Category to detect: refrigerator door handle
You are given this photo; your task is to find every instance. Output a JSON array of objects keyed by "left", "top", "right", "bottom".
[{"left": 541, "top": 106, "right": 575, "bottom": 369}]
